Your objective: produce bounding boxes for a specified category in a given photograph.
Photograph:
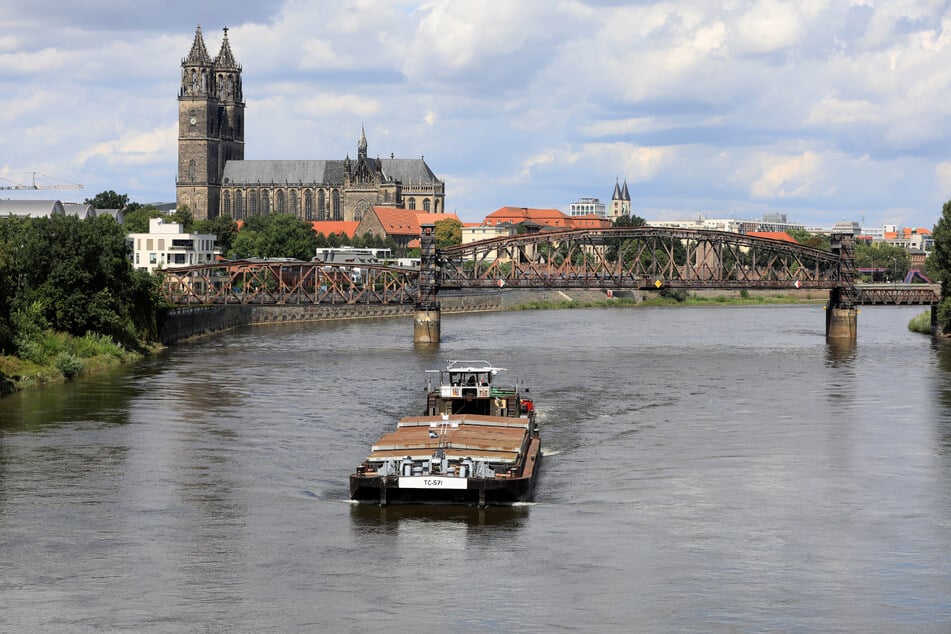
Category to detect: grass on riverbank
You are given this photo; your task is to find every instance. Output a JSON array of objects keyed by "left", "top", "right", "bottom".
[
  {"left": 511, "top": 291, "right": 826, "bottom": 311},
  {"left": 0, "top": 331, "right": 158, "bottom": 395}
]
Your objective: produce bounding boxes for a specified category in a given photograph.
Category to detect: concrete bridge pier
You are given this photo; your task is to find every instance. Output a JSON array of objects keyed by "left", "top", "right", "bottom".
[
  {"left": 414, "top": 305, "right": 441, "bottom": 344},
  {"left": 825, "top": 307, "right": 857, "bottom": 340}
]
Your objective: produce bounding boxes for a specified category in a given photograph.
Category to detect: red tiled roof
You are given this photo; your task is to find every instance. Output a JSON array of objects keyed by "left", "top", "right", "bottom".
[
  {"left": 368, "top": 207, "right": 460, "bottom": 236},
  {"left": 311, "top": 221, "right": 359, "bottom": 238},
  {"left": 747, "top": 231, "right": 799, "bottom": 244},
  {"left": 484, "top": 207, "right": 570, "bottom": 227}
]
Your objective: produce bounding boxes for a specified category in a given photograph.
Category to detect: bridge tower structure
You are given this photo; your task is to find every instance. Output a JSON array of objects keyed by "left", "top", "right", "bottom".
[
  {"left": 826, "top": 233, "right": 858, "bottom": 340},
  {"left": 414, "top": 223, "right": 441, "bottom": 343}
]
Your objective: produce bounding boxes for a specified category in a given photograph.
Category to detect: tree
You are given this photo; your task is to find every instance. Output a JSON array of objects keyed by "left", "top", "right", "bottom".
[
  {"left": 193, "top": 215, "right": 238, "bottom": 255},
  {"left": 788, "top": 228, "right": 830, "bottom": 251},
  {"left": 13, "top": 215, "right": 163, "bottom": 347},
  {"left": 84, "top": 190, "right": 130, "bottom": 210},
  {"left": 434, "top": 217, "right": 462, "bottom": 248},
  {"left": 854, "top": 242, "right": 909, "bottom": 281},
  {"left": 122, "top": 205, "right": 166, "bottom": 233},
  {"left": 930, "top": 199, "right": 951, "bottom": 330},
  {"left": 229, "top": 213, "right": 318, "bottom": 260}
]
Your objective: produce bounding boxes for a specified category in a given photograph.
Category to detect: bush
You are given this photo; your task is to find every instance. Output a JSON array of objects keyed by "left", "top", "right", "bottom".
[
  {"left": 908, "top": 310, "right": 933, "bottom": 335},
  {"left": 54, "top": 352, "right": 84, "bottom": 378}
]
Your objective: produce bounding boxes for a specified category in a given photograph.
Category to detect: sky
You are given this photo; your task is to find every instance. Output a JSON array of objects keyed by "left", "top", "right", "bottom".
[{"left": 2, "top": 0, "right": 951, "bottom": 229}]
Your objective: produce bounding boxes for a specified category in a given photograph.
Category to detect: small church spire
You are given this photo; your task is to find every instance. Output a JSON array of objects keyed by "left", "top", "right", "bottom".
[
  {"left": 358, "top": 125, "right": 368, "bottom": 160},
  {"left": 215, "top": 26, "right": 240, "bottom": 70}
]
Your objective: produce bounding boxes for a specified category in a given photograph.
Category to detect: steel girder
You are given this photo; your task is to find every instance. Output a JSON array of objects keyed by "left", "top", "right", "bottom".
[
  {"left": 438, "top": 227, "right": 846, "bottom": 290},
  {"left": 160, "top": 261, "right": 420, "bottom": 306}
]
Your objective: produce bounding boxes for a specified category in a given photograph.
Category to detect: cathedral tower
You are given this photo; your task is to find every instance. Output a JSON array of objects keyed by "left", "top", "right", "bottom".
[
  {"left": 610, "top": 178, "right": 631, "bottom": 220},
  {"left": 177, "top": 26, "right": 244, "bottom": 220}
]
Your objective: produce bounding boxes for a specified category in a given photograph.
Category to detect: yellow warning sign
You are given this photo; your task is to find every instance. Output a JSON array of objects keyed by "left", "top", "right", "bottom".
[{"left": 654, "top": 279, "right": 663, "bottom": 288}]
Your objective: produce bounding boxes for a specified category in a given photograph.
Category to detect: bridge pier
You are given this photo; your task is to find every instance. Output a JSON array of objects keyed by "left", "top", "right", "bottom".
[
  {"left": 414, "top": 306, "right": 441, "bottom": 344},
  {"left": 825, "top": 307, "right": 857, "bottom": 340},
  {"left": 415, "top": 222, "right": 441, "bottom": 344}
]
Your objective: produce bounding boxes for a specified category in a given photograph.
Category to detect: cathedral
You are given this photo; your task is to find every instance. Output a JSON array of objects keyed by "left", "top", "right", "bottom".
[{"left": 176, "top": 26, "right": 446, "bottom": 222}]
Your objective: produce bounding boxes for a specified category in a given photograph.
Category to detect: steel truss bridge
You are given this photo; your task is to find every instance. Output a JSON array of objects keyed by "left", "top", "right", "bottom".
[{"left": 160, "top": 228, "right": 939, "bottom": 307}]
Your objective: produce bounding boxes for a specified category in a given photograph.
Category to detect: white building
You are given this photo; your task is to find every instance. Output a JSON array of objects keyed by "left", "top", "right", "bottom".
[
  {"left": 569, "top": 197, "right": 606, "bottom": 218},
  {"left": 129, "top": 217, "right": 219, "bottom": 274},
  {"left": 647, "top": 213, "right": 806, "bottom": 234}
]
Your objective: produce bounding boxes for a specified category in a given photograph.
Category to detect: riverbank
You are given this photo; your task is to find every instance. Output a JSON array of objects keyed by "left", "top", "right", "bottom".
[{"left": 0, "top": 332, "right": 159, "bottom": 396}]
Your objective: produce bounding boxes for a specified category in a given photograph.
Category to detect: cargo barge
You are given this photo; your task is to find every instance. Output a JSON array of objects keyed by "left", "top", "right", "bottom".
[{"left": 349, "top": 360, "right": 540, "bottom": 506}]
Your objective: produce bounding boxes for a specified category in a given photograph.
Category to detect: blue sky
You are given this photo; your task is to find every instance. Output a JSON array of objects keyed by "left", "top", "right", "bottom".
[{"left": 3, "top": 0, "right": 951, "bottom": 229}]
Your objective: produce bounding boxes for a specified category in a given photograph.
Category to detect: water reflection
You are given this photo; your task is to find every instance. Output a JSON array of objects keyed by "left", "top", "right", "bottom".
[
  {"left": 349, "top": 502, "right": 529, "bottom": 533},
  {"left": 824, "top": 338, "right": 857, "bottom": 367}
]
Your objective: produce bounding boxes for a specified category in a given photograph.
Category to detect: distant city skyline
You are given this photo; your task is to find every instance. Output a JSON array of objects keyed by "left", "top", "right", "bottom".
[{"left": 3, "top": 1, "right": 951, "bottom": 230}]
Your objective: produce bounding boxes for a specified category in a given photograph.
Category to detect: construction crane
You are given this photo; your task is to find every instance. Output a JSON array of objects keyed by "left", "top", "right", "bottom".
[{"left": 0, "top": 172, "right": 83, "bottom": 191}]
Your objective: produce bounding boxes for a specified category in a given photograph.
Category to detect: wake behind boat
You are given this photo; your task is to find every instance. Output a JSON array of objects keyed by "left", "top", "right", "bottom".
[{"left": 349, "top": 360, "right": 541, "bottom": 506}]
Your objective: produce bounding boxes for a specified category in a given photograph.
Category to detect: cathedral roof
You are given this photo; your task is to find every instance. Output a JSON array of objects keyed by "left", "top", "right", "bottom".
[
  {"left": 621, "top": 180, "right": 630, "bottom": 201},
  {"left": 379, "top": 158, "right": 440, "bottom": 184},
  {"left": 222, "top": 160, "right": 345, "bottom": 186},
  {"left": 221, "top": 158, "right": 440, "bottom": 187},
  {"left": 214, "top": 28, "right": 240, "bottom": 70},
  {"left": 184, "top": 25, "right": 212, "bottom": 66},
  {"left": 612, "top": 181, "right": 622, "bottom": 200}
]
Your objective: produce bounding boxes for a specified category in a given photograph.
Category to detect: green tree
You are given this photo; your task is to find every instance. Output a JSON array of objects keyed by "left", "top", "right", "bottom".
[
  {"left": 229, "top": 213, "right": 317, "bottom": 260},
  {"left": 122, "top": 205, "right": 166, "bottom": 233},
  {"left": 930, "top": 199, "right": 951, "bottom": 330},
  {"left": 14, "top": 215, "right": 162, "bottom": 347},
  {"left": 434, "top": 217, "right": 463, "bottom": 248},
  {"left": 854, "top": 243, "right": 909, "bottom": 281},
  {"left": 788, "top": 228, "right": 830, "bottom": 251},
  {"left": 194, "top": 215, "right": 238, "bottom": 255},
  {"left": 84, "top": 190, "right": 129, "bottom": 210}
]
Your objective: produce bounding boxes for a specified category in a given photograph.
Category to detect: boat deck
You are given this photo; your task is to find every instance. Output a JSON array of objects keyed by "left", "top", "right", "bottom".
[{"left": 367, "top": 415, "right": 531, "bottom": 463}]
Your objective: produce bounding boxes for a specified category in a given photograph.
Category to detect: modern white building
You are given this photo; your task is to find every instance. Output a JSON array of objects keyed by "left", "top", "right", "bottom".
[
  {"left": 647, "top": 213, "right": 806, "bottom": 234},
  {"left": 129, "top": 217, "right": 219, "bottom": 274},
  {"left": 569, "top": 197, "right": 606, "bottom": 218}
]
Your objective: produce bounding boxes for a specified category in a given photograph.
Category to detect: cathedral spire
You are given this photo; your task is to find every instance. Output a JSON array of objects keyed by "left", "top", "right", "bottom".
[
  {"left": 184, "top": 25, "right": 212, "bottom": 65},
  {"left": 358, "top": 125, "right": 368, "bottom": 160},
  {"left": 214, "top": 26, "right": 240, "bottom": 70},
  {"left": 621, "top": 179, "right": 630, "bottom": 201}
]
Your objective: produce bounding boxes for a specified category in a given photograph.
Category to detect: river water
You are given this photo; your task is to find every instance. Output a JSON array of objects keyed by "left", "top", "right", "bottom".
[{"left": 1, "top": 305, "right": 949, "bottom": 631}]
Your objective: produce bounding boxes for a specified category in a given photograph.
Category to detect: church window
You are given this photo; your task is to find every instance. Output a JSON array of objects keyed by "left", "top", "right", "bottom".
[
  {"left": 317, "top": 191, "right": 326, "bottom": 220},
  {"left": 332, "top": 191, "right": 341, "bottom": 220},
  {"left": 354, "top": 199, "right": 370, "bottom": 222},
  {"left": 223, "top": 191, "right": 231, "bottom": 216},
  {"left": 423, "top": 199, "right": 431, "bottom": 212},
  {"left": 250, "top": 191, "right": 258, "bottom": 216},
  {"left": 304, "top": 190, "right": 314, "bottom": 220},
  {"left": 408, "top": 198, "right": 416, "bottom": 210},
  {"left": 262, "top": 190, "right": 270, "bottom": 215},
  {"left": 188, "top": 160, "right": 196, "bottom": 182},
  {"left": 277, "top": 190, "right": 286, "bottom": 213},
  {"left": 235, "top": 191, "right": 244, "bottom": 219},
  {"left": 290, "top": 190, "right": 299, "bottom": 217}
]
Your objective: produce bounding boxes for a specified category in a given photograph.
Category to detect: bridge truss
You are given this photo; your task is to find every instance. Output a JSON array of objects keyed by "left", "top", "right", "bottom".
[
  {"left": 158, "top": 229, "right": 936, "bottom": 307},
  {"left": 438, "top": 227, "right": 848, "bottom": 291},
  {"left": 160, "top": 260, "right": 420, "bottom": 305}
]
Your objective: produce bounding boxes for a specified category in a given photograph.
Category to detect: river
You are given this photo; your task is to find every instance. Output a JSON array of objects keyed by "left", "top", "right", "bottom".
[{"left": 1, "top": 304, "right": 949, "bottom": 631}]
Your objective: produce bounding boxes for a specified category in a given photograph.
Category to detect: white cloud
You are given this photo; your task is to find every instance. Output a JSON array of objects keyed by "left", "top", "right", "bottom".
[
  {"left": 745, "top": 151, "right": 824, "bottom": 200},
  {"left": 78, "top": 125, "right": 177, "bottom": 167}
]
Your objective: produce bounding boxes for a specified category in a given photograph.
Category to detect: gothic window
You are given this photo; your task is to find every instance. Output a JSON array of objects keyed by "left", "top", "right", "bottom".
[
  {"left": 223, "top": 191, "right": 231, "bottom": 216},
  {"left": 304, "top": 190, "right": 314, "bottom": 220},
  {"left": 332, "top": 190, "right": 341, "bottom": 220},
  {"left": 408, "top": 198, "right": 416, "bottom": 210},
  {"left": 250, "top": 191, "right": 258, "bottom": 216},
  {"left": 235, "top": 191, "right": 244, "bottom": 219},
  {"left": 317, "top": 191, "right": 326, "bottom": 220},
  {"left": 423, "top": 199, "right": 431, "bottom": 212},
  {"left": 188, "top": 159, "right": 196, "bottom": 182},
  {"left": 262, "top": 190, "right": 270, "bottom": 215},
  {"left": 277, "top": 190, "right": 285, "bottom": 213},
  {"left": 354, "top": 199, "right": 371, "bottom": 222},
  {"left": 290, "top": 190, "right": 299, "bottom": 217}
]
